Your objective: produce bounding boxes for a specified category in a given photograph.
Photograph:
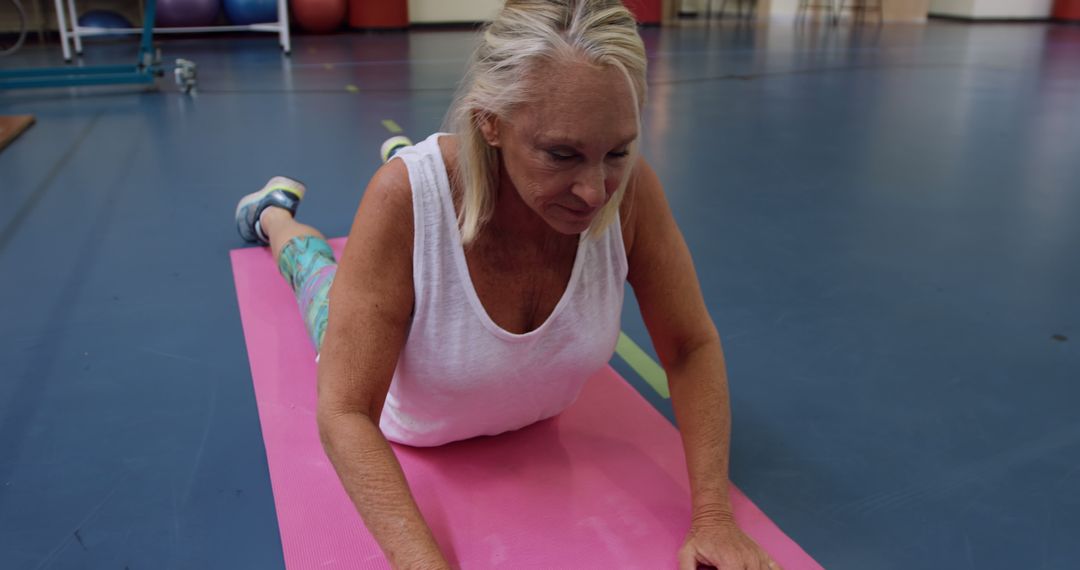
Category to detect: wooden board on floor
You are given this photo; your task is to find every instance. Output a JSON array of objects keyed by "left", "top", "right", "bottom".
[{"left": 0, "top": 115, "right": 35, "bottom": 152}]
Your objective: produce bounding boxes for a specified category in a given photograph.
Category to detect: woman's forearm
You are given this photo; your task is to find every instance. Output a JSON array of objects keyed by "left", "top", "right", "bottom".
[
  {"left": 318, "top": 413, "right": 449, "bottom": 569},
  {"left": 666, "top": 338, "right": 735, "bottom": 520}
]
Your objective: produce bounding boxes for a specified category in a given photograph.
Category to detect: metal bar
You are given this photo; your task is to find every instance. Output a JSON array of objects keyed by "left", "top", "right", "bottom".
[
  {"left": 63, "top": 24, "right": 295, "bottom": 36},
  {"left": 140, "top": 0, "right": 156, "bottom": 60},
  {"left": 0, "top": 73, "right": 156, "bottom": 90},
  {"left": 0, "top": 65, "right": 136, "bottom": 79},
  {"left": 59, "top": 0, "right": 285, "bottom": 55},
  {"left": 249, "top": 23, "right": 283, "bottom": 32},
  {"left": 277, "top": 0, "right": 291, "bottom": 54},
  {"left": 52, "top": 0, "right": 71, "bottom": 61},
  {"left": 66, "top": 0, "right": 83, "bottom": 54}
]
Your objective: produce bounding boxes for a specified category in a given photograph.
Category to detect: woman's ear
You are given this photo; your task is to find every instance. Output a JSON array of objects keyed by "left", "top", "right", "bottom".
[{"left": 476, "top": 112, "right": 502, "bottom": 148}]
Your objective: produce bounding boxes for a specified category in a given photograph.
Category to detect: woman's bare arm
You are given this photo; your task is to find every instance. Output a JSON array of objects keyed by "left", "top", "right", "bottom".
[{"left": 316, "top": 160, "right": 449, "bottom": 569}]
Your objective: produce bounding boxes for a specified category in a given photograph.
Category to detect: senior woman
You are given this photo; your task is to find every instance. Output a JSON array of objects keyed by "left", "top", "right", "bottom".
[{"left": 234, "top": 1, "right": 776, "bottom": 568}]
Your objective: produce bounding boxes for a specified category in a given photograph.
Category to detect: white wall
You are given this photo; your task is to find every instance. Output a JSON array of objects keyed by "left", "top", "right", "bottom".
[
  {"left": 772, "top": 0, "right": 930, "bottom": 20},
  {"left": 929, "top": 0, "right": 976, "bottom": 17},
  {"left": 971, "top": 0, "right": 1053, "bottom": 18},
  {"left": 678, "top": 0, "right": 800, "bottom": 18},
  {"left": 930, "top": 0, "right": 1053, "bottom": 18},
  {"left": 768, "top": 0, "right": 800, "bottom": 17},
  {"left": 408, "top": 0, "right": 503, "bottom": 23}
]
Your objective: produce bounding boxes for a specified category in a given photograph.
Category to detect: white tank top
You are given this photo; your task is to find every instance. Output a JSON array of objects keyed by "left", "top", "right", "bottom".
[{"left": 378, "top": 133, "right": 628, "bottom": 447}]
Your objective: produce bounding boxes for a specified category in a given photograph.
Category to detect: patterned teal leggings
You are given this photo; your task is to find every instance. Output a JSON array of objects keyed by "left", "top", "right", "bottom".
[
  {"left": 279, "top": 139, "right": 411, "bottom": 348},
  {"left": 277, "top": 236, "right": 337, "bottom": 350}
]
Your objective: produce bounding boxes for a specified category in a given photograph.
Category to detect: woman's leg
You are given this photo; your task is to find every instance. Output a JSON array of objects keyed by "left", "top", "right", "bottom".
[
  {"left": 235, "top": 176, "right": 336, "bottom": 351},
  {"left": 260, "top": 206, "right": 326, "bottom": 262},
  {"left": 259, "top": 206, "right": 338, "bottom": 351},
  {"left": 242, "top": 136, "right": 414, "bottom": 351}
]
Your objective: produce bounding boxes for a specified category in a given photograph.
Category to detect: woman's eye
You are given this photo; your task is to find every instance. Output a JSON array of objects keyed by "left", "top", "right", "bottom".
[
  {"left": 608, "top": 151, "right": 630, "bottom": 160},
  {"left": 548, "top": 151, "right": 575, "bottom": 161}
]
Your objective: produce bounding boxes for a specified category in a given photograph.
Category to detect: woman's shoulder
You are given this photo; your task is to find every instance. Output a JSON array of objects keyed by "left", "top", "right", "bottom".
[
  {"left": 364, "top": 132, "right": 459, "bottom": 227},
  {"left": 336, "top": 155, "right": 415, "bottom": 288},
  {"left": 358, "top": 154, "right": 414, "bottom": 247}
]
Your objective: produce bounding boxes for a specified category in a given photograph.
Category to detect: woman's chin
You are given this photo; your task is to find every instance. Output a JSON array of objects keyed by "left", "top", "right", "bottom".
[
  {"left": 545, "top": 207, "right": 598, "bottom": 235},
  {"left": 547, "top": 218, "right": 594, "bottom": 236}
]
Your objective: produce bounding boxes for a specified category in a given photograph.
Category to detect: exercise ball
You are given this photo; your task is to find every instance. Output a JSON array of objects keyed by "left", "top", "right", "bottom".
[
  {"left": 348, "top": 0, "right": 406, "bottom": 29},
  {"left": 292, "top": 0, "right": 347, "bottom": 33},
  {"left": 157, "top": 0, "right": 220, "bottom": 27},
  {"left": 78, "top": 10, "right": 133, "bottom": 34},
  {"left": 223, "top": 0, "right": 278, "bottom": 25}
]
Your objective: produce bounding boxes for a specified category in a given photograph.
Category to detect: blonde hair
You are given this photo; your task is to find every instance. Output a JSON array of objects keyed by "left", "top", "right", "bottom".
[{"left": 445, "top": 0, "right": 648, "bottom": 245}]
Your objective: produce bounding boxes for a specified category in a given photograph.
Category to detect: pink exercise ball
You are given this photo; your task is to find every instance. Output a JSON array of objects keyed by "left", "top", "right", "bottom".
[
  {"left": 292, "top": 0, "right": 347, "bottom": 33},
  {"left": 157, "top": 0, "right": 221, "bottom": 27}
]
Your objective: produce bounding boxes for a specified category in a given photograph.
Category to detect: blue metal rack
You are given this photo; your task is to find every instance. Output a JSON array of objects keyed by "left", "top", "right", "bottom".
[{"left": 0, "top": 0, "right": 163, "bottom": 91}]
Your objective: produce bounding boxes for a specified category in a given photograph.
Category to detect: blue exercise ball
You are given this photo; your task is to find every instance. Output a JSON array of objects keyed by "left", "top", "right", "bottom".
[
  {"left": 78, "top": 10, "right": 133, "bottom": 36},
  {"left": 223, "top": 0, "right": 278, "bottom": 25},
  {"left": 157, "top": 0, "right": 221, "bottom": 27}
]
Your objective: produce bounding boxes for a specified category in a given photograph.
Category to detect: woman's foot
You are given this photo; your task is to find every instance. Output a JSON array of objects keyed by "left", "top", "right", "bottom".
[
  {"left": 235, "top": 176, "right": 306, "bottom": 244},
  {"left": 380, "top": 136, "right": 413, "bottom": 163}
]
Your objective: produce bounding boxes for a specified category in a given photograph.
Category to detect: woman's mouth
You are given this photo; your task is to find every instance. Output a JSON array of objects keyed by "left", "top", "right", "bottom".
[{"left": 559, "top": 204, "right": 595, "bottom": 219}]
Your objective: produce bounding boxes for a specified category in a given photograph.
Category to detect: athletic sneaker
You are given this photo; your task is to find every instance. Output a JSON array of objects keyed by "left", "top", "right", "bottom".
[
  {"left": 380, "top": 135, "right": 414, "bottom": 163},
  {"left": 235, "top": 176, "right": 306, "bottom": 245}
]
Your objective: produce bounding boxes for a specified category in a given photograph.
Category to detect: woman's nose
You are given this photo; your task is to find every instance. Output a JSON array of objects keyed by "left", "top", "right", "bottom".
[{"left": 573, "top": 169, "right": 607, "bottom": 208}]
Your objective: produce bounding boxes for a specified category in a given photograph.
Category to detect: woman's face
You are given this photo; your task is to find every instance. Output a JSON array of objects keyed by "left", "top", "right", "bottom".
[{"left": 486, "top": 60, "right": 640, "bottom": 235}]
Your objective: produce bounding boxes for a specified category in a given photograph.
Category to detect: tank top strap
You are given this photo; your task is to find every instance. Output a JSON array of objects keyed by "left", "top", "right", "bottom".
[{"left": 389, "top": 133, "right": 457, "bottom": 320}]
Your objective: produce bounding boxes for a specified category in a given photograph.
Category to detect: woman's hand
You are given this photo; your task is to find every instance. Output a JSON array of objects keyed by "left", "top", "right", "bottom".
[{"left": 678, "top": 519, "right": 780, "bottom": 570}]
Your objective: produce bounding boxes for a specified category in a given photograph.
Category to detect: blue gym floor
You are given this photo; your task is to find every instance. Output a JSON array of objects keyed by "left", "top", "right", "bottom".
[{"left": 2, "top": 18, "right": 1079, "bottom": 569}]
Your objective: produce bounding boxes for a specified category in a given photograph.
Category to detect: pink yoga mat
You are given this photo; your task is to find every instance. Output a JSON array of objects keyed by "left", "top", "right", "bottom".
[{"left": 231, "top": 238, "right": 821, "bottom": 569}]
